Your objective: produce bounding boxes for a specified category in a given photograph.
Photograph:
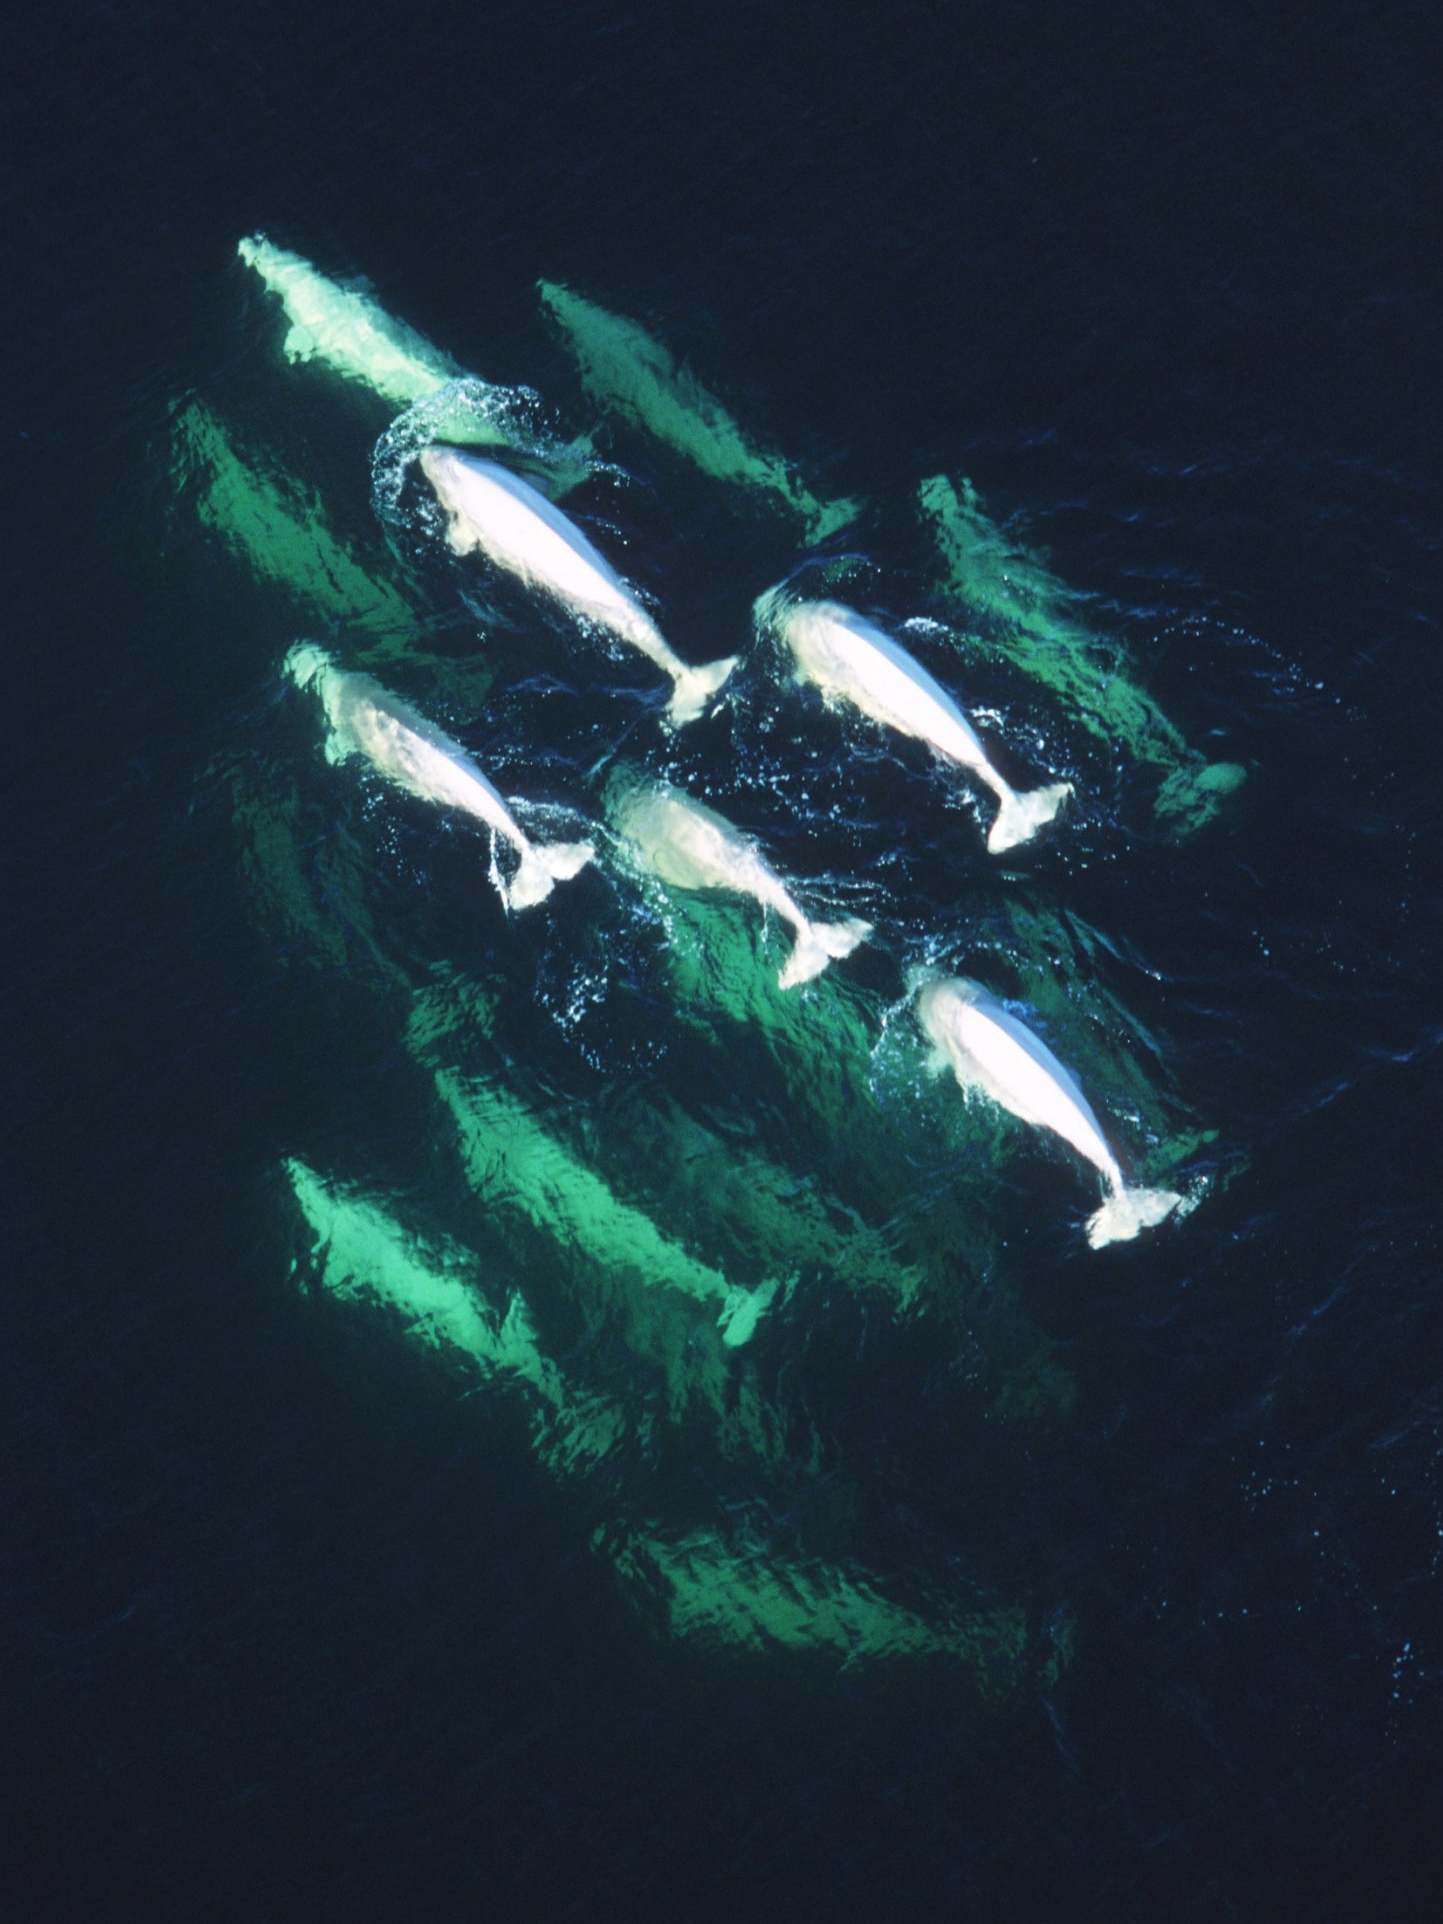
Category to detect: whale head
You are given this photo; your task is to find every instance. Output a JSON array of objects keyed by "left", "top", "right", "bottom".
[
  {"left": 600, "top": 761, "right": 652, "bottom": 825},
  {"left": 284, "top": 641, "right": 331, "bottom": 690},
  {"left": 910, "top": 970, "right": 988, "bottom": 1042},
  {"left": 751, "top": 581, "right": 795, "bottom": 636},
  {"left": 904, "top": 962, "right": 939, "bottom": 1001},
  {"left": 418, "top": 445, "right": 457, "bottom": 497}
]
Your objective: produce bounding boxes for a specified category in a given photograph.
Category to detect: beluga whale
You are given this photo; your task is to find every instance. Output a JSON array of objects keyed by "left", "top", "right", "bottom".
[
  {"left": 238, "top": 234, "right": 465, "bottom": 409},
  {"left": 418, "top": 448, "right": 738, "bottom": 727},
  {"left": 763, "top": 594, "right": 1072, "bottom": 854},
  {"left": 913, "top": 973, "right": 1182, "bottom": 1248},
  {"left": 285, "top": 644, "right": 594, "bottom": 912},
  {"left": 613, "top": 778, "right": 871, "bottom": 989}
]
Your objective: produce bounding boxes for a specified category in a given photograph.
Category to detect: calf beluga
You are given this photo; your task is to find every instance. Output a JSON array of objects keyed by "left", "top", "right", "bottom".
[
  {"left": 614, "top": 779, "right": 871, "bottom": 989},
  {"left": 419, "top": 448, "right": 737, "bottom": 727},
  {"left": 914, "top": 973, "right": 1181, "bottom": 1248},
  {"left": 765, "top": 595, "right": 1071, "bottom": 853},
  {"left": 286, "top": 644, "right": 594, "bottom": 912}
]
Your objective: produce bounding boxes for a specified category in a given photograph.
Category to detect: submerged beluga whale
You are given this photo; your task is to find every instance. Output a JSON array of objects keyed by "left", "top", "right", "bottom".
[
  {"left": 613, "top": 779, "right": 871, "bottom": 989},
  {"left": 764, "top": 595, "right": 1072, "bottom": 854},
  {"left": 286, "top": 644, "right": 594, "bottom": 912},
  {"left": 913, "top": 974, "right": 1182, "bottom": 1248},
  {"left": 238, "top": 234, "right": 466, "bottom": 409},
  {"left": 419, "top": 448, "right": 738, "bottom": 727}
]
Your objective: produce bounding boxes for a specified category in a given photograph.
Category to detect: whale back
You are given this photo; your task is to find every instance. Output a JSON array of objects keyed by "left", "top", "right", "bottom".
[
  {"left": 428, "top": 450, "right": 626, "bottom": 593},
  {"left": 306, "top": 657, "right": 508, "bottom": 822},
  {"left": 784, "top": 599, "right": 985, "bottom": 757},
  {"left": 926, "top": 977, "right": 1116, "bottom": 1174},
  {"left": 616, "top": 783, "right": 753, "bottom": 893}
]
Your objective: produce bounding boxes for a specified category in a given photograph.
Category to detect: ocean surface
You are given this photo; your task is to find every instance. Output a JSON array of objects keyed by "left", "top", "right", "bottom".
[{"left": 8, "top": 5, "right": 1443, "bottom": 1916}]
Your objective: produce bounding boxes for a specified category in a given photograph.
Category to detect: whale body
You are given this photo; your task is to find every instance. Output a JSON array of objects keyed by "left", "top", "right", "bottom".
[
  {"left": 419, "top": 448, "right": 737, "bottom": 727},
  {"left": 768, "top": 596, "right": 1072, "bottom": 854},
  {"left": 537, "top": 279, "right": 861, "bottom": 541},
  {"left": 914, "top": 974, "right": 1181, "bottom": 1248},
  {"left": 614, "top": 780, "right": 870, "bottom": 989},
  {"left": 286, "top": 644, "right": 593, "bottom": 911},
  {"left": 239, "top": 237, "right": 594, "bottom": 494},
  {"left": 918, "top": 474, "right": 1246, "bottom": 834},
  {"left": 238, "top": 234, "right": 467, "bottom": 409}
]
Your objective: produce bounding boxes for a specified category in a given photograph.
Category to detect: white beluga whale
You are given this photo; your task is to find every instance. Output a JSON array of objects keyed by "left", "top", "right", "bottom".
[
  {"left": 285, "top": 644, "right": 594, "bottom": 912},
  {"left": 239, "top": 234, "right": 467, "bottom": 410},
  {"left": 239, "top": 237, "right": 595, "bottom": 495},
  {"left": 913, "top": 973, "right": 1181, "bottom": 1248},
  {"left": 765, "top": 594, "right": 1072, "bottom": 854},
  {"left": 613, "top": 779, "right": 871, "bottom": 989},
  {"left": 419, "top": 448, "right": 738, "bottom": 727}
]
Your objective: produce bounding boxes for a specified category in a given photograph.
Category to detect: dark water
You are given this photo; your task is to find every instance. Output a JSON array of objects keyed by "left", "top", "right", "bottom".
[{"left": 10, "top": 5, "right": 1443, "bottom": 1917}]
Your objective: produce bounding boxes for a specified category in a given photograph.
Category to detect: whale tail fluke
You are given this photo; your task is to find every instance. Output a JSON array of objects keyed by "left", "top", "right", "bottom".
[
  {"left": 1086, "top": 1183, "right": 1182, "bottom": 1250},
  {"left": 666, "top": 654, "right": 739, "bottom": 728},
  {"left": 716, "top": 1275, "right": 785, "bottom": 1348},
  {"left": 1153, "top": 758, "right": 1249, "bottom": 834},
  {"left": 987, "top": 781, "right": 1073, "bottom": 854},
  {"left": 507, "top": 838, "right": 596, "bottom": 913},
  {"left": 777, "top": 915, "right": 872, "bottom": 991}
]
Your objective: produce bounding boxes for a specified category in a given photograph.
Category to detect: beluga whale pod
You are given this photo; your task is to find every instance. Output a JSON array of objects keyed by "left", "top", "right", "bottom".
[
  {"left": 285, "top": 644, "right": 594, "bottom": 912},
  {"left": 912, "top": 972, "right": 1182, "bottom": 1248},
  {"left": 418, "top": 447, "right": 738, "bottom": 728},
  {"left": 612, "top": 777, "right": 872, "bottom": 990},
  {"left": 762, "top": 593, "right": 1072, "bottom": 854}
]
